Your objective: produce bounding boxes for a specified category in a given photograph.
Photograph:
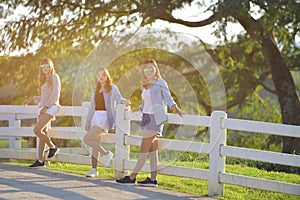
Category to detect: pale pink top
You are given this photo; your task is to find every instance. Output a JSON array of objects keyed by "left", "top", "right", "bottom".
[{"left": 33, "top": 74, "right": 61, "bottom": 108}]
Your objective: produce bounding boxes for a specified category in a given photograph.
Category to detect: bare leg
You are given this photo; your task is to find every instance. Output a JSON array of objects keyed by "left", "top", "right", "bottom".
[
  {"left": 149, "top": 138, "right": 158, "bottom": 180},
  {"left": 37, "top": 140, "right": 46, "bottom": 161},
  {"left": 37, "top": 125, "right": 49, "bottom": 161},
  {"left": 91, "top": 134, "right": 100, "bottom": 168},
  {"left": 34, "top": 114, "right": 54, "bottom": 161},
  {"left": 83, "top": 126, "right": 108, "bottom": 168},
  {"left": 130, "top": 130, "right": 157, "bottom": 180}
]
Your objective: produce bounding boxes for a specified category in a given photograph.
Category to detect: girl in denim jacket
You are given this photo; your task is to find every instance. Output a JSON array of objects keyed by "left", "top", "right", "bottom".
[{"left": 117, "top": 59, "right": 183, "bottom": 186}]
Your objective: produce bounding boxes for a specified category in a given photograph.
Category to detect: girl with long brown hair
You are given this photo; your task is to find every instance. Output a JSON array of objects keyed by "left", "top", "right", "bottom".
[{"left": 84, "top": 67, "right": 130, "bottom": 177}]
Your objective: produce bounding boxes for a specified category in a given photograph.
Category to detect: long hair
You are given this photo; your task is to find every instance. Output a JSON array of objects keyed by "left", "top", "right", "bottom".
[
  {"left": 141, "top": 59, "right": 162, "bottom": 87},
  {"left": 94, "top": 67, "right": 113, "bottom": 101},
  {"left": 39, "top": 58, "right": 55, "bottom": 91}
]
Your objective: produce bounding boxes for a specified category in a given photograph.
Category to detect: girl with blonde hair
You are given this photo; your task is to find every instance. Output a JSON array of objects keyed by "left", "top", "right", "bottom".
[
  {"left": 117, "top": 59, "right": 183, "bottom": 186},
  {"left": 24, "top": 58, "right": 61, "bottom": 168}
]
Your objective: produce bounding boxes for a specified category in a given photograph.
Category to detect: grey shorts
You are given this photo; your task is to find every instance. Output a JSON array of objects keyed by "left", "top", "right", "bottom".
[{"left": 141, "top": 113, "right": 163, "bottom": 136}]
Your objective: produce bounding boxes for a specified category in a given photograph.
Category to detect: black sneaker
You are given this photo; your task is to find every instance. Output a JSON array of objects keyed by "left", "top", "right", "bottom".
[
  {"left": 137, "top": 177, "right": 158, "bottom": 187},
  {"left": 48, "top": 147, "right": 60, "bottom": 159},
  {"left": 116, "top": 176, "right": 136, "bottom": 185},
  {"left": 29, "top": 160, "right": 45, "bottom": 168}
]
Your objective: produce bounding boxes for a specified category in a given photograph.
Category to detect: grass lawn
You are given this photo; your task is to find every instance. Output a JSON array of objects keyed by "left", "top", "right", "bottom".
[{"left": 0, "top": 159, "right": 299, "bottom": 200}]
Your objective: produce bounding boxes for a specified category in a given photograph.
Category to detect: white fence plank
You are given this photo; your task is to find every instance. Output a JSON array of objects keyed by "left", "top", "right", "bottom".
[
  {"left": 48, "top": 129, "right": 86, "bottom": 140},
  {"left": 220, "top": 173, "right": 300, "bottom": 196},
  {"left": 0, "top": 149, "right": 92, "bottom": 166},
  {"left": 221, "top": 145, "right": 300, "bottom": 167},
  {"left": 56, "top": 106, "right": 88, "bottom": 116},
  {"left": 0, "top": 127, "right": 35, "bottom": 137},
  {"left": 0, "top": 114, "right": 14, "bottom": 120},
  {"left": 0, "top": 105, "right": 87, "bottom": 117},
  {"left": 0, "top": 105, "right": 37, "bottom": 113},
  {"left": 224, "top": 118, "right": 300, "bottom": 138},
  {"left": 0, "top": 127, "right": 115, "bottom": 143},
  {"left": 125, "top": 135, "right": 211, "bottom": 153},
  {"left": 166, "top": 114, "right": 211, "bottom": 127},
  {"left": 124, "top": 160, "right": 209, "bottom": 180},
  {"left": 0, "top": 149, "right": 36, "bottom": 160},
  {"left": 126, "top": 111, "right": 211, "bottom": 127},
  {"left": 16, "top": 114, "right": 37, "bottom": 120}
]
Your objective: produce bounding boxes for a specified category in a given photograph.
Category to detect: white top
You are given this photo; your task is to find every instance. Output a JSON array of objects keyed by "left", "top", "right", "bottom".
[{"left": 142, "top": 88, "right": 153, "bottom": 114}]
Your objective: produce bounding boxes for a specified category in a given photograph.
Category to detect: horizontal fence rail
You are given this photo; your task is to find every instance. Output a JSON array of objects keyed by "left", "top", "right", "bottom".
[
  {"left": 221, "top": 145, "right": 300, "bottom": 167},
  {"left": 0, "top": 103, "right": 299, "bottom": 197},
  {"left": 220, "top": 173, "right": 300, "bottom": 195},
  {"left": 223, "top": 118, "right": 300, "bottom": 138}
]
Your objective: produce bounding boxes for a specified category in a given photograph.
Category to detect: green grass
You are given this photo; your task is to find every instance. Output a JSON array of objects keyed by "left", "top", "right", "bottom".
[{"left": 1, "top": 159, "right": 299, "bottom": 200}]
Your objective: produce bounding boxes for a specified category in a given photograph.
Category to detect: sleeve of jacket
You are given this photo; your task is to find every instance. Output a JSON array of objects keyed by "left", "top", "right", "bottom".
[
  {"left": 45, "top": 74, "right": 61, "bottom": 108},
  {"left": 86, "top": 90, "right": 95, "bottom": 123},
  {"left": 159, "top": 78, "right": 176, "bottom": 108},
  {"left": 112, "top": 85, "right": 124, "bottom": 104}
]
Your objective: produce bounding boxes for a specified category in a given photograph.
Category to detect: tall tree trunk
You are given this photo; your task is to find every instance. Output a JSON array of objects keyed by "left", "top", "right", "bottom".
[
  {"left": 261, "top": 39, "right": 300, "bottom": 153},
  {"left": 235, "top": 13, "right": 300, "bottom": 154}
]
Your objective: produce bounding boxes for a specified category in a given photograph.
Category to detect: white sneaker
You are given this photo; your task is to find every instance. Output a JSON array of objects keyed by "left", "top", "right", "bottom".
[
  {"left": 103, "top": 151, "right": 114, "bottom": 167},
  {"left": 86, "top": 168, "right": 98, "bottom": 178}
]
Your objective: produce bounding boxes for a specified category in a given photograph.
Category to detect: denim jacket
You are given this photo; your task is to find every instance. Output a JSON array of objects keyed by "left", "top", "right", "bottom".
[
  {"left": 140, "top": 78, "right": 176, "bottom": 125},
  {"left": 86, "top": 84, "right": 124, "bottom": 130}
]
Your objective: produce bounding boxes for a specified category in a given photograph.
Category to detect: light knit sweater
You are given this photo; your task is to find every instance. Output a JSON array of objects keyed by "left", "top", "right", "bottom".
[{"left": 33, "top": 74, "right": 61, "bottom": 108}]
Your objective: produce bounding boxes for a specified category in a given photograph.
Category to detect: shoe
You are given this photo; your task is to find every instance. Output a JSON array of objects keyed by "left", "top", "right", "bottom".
[
  {"left": 137, "top": 177, "right": 158, "bottom": 187},
  {"left": 86, "top": 168, "right": 99, "bottom": 178},
  {"left": 103, "top": 151, "right": 114, "bottom": 167},
  {"left": 48, "top": 146, "right": 60, "bottom": 159},
  {"left": 116, "top": 176, "right": 136, "bottom": 185},
  {"left": 29, "top": 160, "right": 45, "bottom": 168}
]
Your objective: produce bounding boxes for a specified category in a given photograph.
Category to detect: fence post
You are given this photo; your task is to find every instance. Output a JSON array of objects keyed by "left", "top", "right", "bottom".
[
  {"left": 81, "top": 101, "right": 90, "bottom": 148},
  {"left": 9, "top": 115, "right": 21, "bottom": 148},
  {"left": 208, "top": 111, "right": 227, "bottom": 197},
  {"left": 114, "top": 103, "right": 130, "bottom": 178}
]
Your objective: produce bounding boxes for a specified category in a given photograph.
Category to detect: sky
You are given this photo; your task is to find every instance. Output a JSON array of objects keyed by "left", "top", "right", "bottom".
[{"left": 154, "top": 2, "right": 244, "bottom": 44}]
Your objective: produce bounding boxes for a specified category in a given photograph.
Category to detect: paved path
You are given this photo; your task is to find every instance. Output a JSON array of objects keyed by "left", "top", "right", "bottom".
[{"left": 0, "top": 164, "right": 216, "bottom": 200}]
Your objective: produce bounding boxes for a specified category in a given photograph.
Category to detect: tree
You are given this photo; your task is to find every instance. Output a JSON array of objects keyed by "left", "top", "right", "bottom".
[{"left": 1, "top": 0, "right": 299, "bottom": 153}]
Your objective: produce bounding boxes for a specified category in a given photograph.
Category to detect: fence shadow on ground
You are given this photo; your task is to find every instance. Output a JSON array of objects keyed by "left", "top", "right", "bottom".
[{"left": 0, "top": 163, "right": 214, "bottom": 200}]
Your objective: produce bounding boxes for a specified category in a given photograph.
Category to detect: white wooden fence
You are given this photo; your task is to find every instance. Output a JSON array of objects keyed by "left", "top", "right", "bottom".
[{"left": 0, "top": 103, "right": 299, "bottom": 197}]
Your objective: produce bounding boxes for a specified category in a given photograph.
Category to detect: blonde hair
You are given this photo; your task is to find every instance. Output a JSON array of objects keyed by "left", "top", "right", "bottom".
[
  {"left": 141, "top": 59, "right": 162, "bottom": 86},
  {"left": 39, "top": 58, "right": 55, "bottom": 91}
]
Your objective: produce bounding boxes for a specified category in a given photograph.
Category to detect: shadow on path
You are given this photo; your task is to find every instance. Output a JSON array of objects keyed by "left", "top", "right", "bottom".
[{"left": 0, "top": 163, "right": 216, "bottom": 200}]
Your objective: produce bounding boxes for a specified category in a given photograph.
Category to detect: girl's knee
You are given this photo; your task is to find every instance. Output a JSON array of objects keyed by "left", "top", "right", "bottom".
[
  {"left": 83, "top": 134, "right": 95, "bottom": 146},
  {"left": 33, "top": 126, "right": 42, "bottom": 136},
  {"left": 83, "top": 135, "right": 90, "bottom": 145}
]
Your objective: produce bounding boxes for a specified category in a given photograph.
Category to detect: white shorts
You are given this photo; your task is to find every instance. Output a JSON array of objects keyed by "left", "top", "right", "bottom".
[
  {"left": 91, "top": 110, "right": 108, "bottom": 131},
  {"left": 37, "top": 105, "right": 59, "bottom": 117}
]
